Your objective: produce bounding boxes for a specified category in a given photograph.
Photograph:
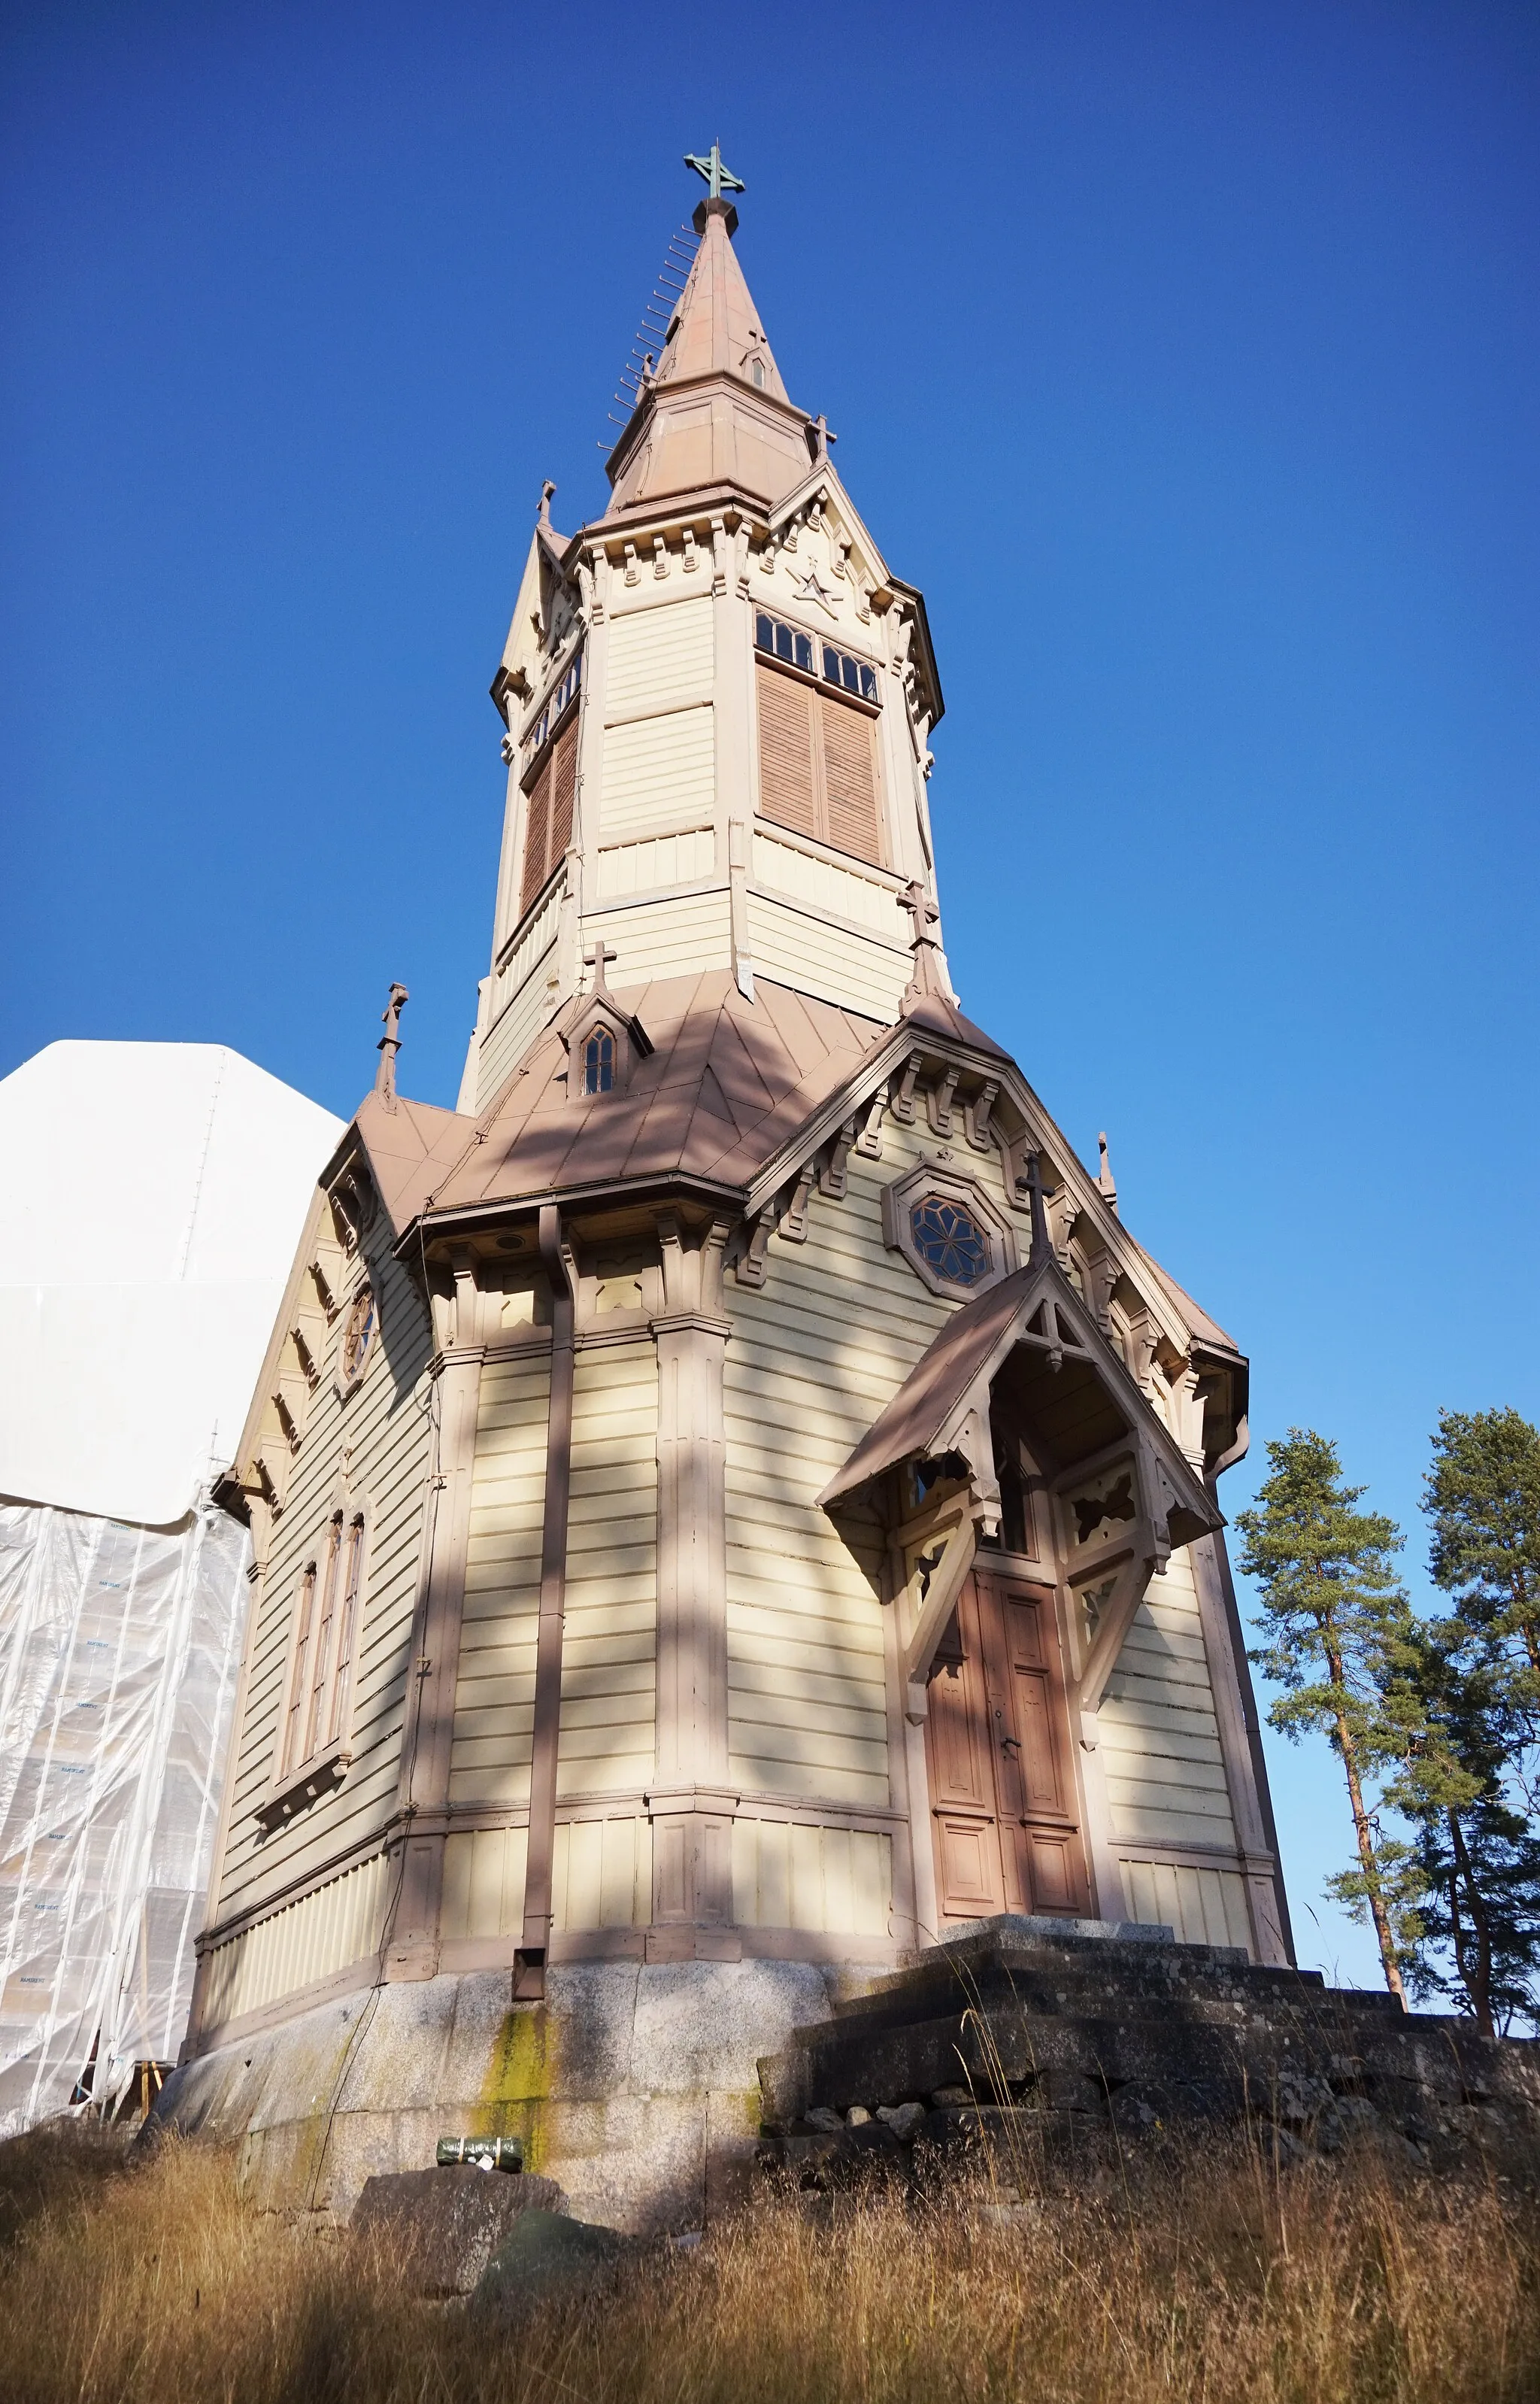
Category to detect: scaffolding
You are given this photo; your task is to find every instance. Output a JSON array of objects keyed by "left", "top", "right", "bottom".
[{"left": 0, "top": 1492, "right": 247, "bottom": 2132}]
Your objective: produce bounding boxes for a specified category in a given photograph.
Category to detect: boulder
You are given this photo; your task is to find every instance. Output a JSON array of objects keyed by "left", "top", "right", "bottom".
[
  {"left": 471, "top": 2209, "right": 641, "bottom": 2314},
  {"left": 350, "top": 2167, "right": 568, "bottom": 2297}
]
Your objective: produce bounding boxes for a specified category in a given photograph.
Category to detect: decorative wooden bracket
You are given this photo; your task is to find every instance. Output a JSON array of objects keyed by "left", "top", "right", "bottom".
[{"left": 902, "top": 1505, "right": 983, "bottom": 1723}]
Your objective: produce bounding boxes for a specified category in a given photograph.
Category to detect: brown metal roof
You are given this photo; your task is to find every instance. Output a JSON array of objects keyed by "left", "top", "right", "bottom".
[
  {"left": 817, "top": 1263, "right": 1042, "bottom": 1508},
  {"left": 387, "top": 972, "right": 888, "bottom": 1225}
]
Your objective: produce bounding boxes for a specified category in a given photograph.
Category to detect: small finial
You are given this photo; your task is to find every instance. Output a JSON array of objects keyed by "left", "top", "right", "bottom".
[
  {"left": 375, "top": 982, "right": 409, "bottom": 1110},
  {"left": 813, "top": 413, "right": 838, "bottom": 463},
  {"left": 1097, "top": 1131, "right": 1117, "bottom": 1213},
  {"left": 899, "top": 879, "right": 946, "bottom": 1010},
  {"left": 538, "top": 479, "right": 556, "bottom": 528},
  {"left": 1025, "top": 1151, "right": 1052, "bottom": 1265}
]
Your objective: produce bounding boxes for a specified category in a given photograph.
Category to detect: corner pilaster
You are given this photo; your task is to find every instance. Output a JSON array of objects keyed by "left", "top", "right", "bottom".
[{"left": 647, "top": 1217, "right": 738, "bottom": 1952}]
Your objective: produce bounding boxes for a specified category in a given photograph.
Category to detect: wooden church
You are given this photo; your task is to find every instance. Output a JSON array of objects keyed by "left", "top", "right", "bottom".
[{"left": 169, "top": 152, "right": 1291, "bottom": 2226}]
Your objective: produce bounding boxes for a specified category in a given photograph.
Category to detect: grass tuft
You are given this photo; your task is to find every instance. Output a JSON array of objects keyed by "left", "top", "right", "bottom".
[{"left": 0, "top": 2117, "right": 1534, "bottom": 2402}]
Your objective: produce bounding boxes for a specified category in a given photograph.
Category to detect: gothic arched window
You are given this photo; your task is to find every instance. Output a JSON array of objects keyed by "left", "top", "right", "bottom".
[
  {"left": 584, "top": 1028, "right": 615, "bottom": 1095},
  {"left": 341, "top": 1283, "right": 376, "bottom": 1386}
]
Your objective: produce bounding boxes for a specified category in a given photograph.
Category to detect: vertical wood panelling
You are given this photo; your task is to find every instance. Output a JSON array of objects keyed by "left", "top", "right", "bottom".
[
  {"left": 557, "top": 1343, "right": 657, "bottom": 1798},
  {"left": 440, "top": 1824, "right": 529, "bottom": 1941},
  {"left": 551, "top": 1816, "right": 652, "bottom": 1931},
  {"left": 730, "top": 1820, "right": 892, "bottom": 1935},
  {"left": 1120, "top": 1856, "right": 1253, "bottom": 1950},
  {"left": 201, "top": 1849, "right": 389, "bottom": 2030}
]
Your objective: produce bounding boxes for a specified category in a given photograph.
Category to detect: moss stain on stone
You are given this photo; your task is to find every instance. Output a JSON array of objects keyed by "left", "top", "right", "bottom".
[{"left": 474, "top": 2006, "right": 553, "bottom": 2169}]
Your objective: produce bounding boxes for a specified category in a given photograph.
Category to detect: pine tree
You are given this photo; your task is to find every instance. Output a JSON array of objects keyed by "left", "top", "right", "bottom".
[
  {"left": 1423, "top": 1407, "right": 1540, "bottom": 1813},
  {"left": 1381, "top": 1614, "right": 1540, "bottom": 2035},
  {"left": 1235, "top": 1430, "right": 1412, "bottom": 2005}
]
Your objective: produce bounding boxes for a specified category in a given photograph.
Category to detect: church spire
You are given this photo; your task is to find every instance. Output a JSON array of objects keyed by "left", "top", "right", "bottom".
[{"left": 603, "top": 150, "right": 804, "bottom": 517}]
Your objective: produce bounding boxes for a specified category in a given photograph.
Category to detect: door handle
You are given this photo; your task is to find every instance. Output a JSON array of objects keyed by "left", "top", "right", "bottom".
[{"left": 999, "top": 1735, "right": 1021, "bottom": 1757}]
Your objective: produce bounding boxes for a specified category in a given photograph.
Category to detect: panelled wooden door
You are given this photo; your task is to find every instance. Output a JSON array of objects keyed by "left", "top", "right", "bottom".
[{"left": 923, "top": 1568, "right": 1091, "bottom": 1924}]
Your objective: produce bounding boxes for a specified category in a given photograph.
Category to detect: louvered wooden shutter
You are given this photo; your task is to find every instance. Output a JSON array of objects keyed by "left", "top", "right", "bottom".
[
  {"left": 819, "top": 694, "right": 880, "bottom": 863},
  {"left": 518, "top": 754, "right": 554, "bottom": 919},
  {"left": 756, "top": 663, "right": 817, "bottom": 836},
  {"left": 548, "top": 724, "right": 577, "bottom": 865}
]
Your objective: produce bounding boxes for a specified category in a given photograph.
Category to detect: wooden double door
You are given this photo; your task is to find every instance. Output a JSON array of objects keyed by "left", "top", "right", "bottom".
[{"left": 924, "top": 1566, "right": 1092, "bottom": 1924}]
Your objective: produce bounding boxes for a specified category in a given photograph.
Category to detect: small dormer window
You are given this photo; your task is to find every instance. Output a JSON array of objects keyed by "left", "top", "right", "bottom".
[{"left": 584, "top": 1029, "right": 615, "bottom": 1094}]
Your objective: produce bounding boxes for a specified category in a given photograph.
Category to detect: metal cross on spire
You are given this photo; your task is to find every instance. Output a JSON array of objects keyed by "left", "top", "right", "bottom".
[{"left": 684, "top": 140, "right": 745, "bottom": 202}]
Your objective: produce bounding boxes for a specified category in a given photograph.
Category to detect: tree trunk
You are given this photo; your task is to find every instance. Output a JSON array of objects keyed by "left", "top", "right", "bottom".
[
  {"left": 1446, "top": 1807, "right": 1495, "bottom": 2038},
  {"left": 1325, "top": 1638, "right": 1407, "bottom": 2008}
]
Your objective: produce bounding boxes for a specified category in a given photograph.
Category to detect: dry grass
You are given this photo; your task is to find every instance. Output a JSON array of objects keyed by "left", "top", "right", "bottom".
[{"left": 0, "top": 2120, "right": 1535, "bottom": 2404}]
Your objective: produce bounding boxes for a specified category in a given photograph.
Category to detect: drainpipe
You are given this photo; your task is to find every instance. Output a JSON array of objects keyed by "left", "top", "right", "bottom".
[{"left": 517, "top": 1202, "right": 575, "bottom": 2000}]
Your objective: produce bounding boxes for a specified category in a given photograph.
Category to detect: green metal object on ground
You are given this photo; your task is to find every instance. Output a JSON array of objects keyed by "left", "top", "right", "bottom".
[{"left": 437, "top": 2135, "right": 524, "bottom": 2172}]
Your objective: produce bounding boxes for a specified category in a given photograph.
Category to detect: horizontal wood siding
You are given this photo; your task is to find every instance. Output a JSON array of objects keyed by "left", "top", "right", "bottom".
[
  {"left": 724, "top": 1121, "right": 990, "bottom": 1808},
  {"left": 732, "top": 1819, "right": 892, "bottom": 1935},
  {"left": 596, "top": 827, "right": 716, "bottom": 899},
  {"left": 751, "top": 830, "right": 907, "bottom": 938},
  {"left": 605, "top": 593, "right": 713, "bottom": 716},
  {"left": 1120, "top": 1856, "right": 1253, "bottom": 1950},
  {"left": 214, "top": 1241, "right": 434, "bottom": 1930},
  {"left": 600, "top": 706, "right": 714, "bottom": 839},
  {"left": 582, "top": 891, "right": 733, "bottom": 983},
  {"left": 450, "top": 1349, "right": 550, "bottom": 1810},
  {"left": 744, "top": 891, "right": 911, "bottom": 1021},
  {"left": 1099, "top": 1548, "right": 1241, "bottom": 1853},
  {"left": 558, "top": 1341, "right": 657, "bottom": 1800}
]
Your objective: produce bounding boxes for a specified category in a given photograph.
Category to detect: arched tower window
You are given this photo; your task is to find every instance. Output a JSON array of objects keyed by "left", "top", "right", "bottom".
[{"left": 584, "top": 1029, "right": 615, "bottom": 1094}]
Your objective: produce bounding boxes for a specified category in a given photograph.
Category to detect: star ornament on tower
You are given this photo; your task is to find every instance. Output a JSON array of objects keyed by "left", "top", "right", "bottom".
[{"left": 793, "top": 563, "right": 840, "bottom": 618}]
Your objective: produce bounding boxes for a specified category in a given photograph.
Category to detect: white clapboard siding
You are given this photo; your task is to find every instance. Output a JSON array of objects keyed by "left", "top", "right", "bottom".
[
  {"left": 478, "top": 942, "right": 562, "bottom": 1110},
  {"left": 751, "top": 831, "right": 907, "bottom": 939},
  {"left": 732, "top": 1820, "right": 892, "bottom": 1935},
  {"left": 581, "top": 891, "right": 733, "bottom": 984},
  {"left": 215, "top": 1243, "right": 435, "bottom": 1932},
  {"left": 451, "top": 1349, "right": 550, "bottom": 1809},
  {"left": 201, "top": 1850, "right": 390, "bottom": 2032},
  {"left": 1120, "top": 1857, "right": 1253, "bottom": 1951},
  {"left": 1099, "top": 1549, "right": 1240, "bottom": 1853},
  {"left": 600, "top": 707, "right": 714, "bottom": 840},
  {"left": 724, "top": 1124, "right": 1000, "bottom": 1806},
  {"left": 604, "top": 593, "right": 714, "bottom": 718},
  {"left": 745, "top": 890, "right": 911, "bottom": 1021},
  {"left": 557, "top": 1343, "right": 657, "bottom": 1799},
  {"left": 596, "top": 827, "right": 716, "bottom": 900}
]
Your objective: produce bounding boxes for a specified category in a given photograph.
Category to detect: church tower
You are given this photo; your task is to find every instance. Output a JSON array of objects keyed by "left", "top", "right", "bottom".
[{"left": 175, "top": 154, "right": 1290, "bottom": 2230}]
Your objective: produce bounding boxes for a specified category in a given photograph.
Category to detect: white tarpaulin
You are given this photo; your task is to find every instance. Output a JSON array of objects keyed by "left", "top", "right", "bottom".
[
  {"left": 0, "top": 1496, "right": 247, "bottom": 2131},
  {"left": 0, "top": 1038, "right": 344, "bottom": 2128}
]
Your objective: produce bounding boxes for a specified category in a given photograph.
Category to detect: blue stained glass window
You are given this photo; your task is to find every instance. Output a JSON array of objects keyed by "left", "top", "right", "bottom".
[{"left": 910, "top": 1196, "right": 990, "bottom": 1287}]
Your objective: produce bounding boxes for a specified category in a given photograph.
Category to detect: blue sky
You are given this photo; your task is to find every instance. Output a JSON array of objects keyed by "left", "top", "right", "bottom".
[{"left": 5, "top": 0, "right": 1537, "bottom": 1987}]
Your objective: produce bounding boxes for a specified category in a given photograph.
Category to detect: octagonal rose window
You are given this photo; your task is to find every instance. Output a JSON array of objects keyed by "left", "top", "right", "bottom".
[{"left": 908, "top": 1195, "right": 991, "bottom": 1289}]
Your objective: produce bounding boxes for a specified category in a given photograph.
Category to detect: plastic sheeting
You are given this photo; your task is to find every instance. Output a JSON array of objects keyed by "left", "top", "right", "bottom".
[{"left": 0, "top": 1495, "right": 248, "bottom": 2134}]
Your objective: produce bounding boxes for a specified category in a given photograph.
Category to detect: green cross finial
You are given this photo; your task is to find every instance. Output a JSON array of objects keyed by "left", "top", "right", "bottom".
[{"left": 684, "top": 140, "right": 745, "bottom": 202}]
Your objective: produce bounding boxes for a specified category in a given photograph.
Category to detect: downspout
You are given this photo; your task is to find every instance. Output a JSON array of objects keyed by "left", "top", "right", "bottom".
[{"left": 517, "top": 1203, "right": 575, "bottom": 1999}]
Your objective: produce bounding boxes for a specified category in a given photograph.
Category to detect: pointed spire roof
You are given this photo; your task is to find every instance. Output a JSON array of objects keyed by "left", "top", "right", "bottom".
[
  {"left": 604, "top": 159, "right": 812, "bottom": 520},
  {"left": 652, "top": 198, "right": 789, "bottom": 403}
]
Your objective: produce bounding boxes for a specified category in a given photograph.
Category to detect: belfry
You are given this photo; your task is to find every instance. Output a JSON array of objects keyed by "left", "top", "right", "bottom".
[{"left": 169, "top": 156, "right": 1290, "bottom": 2226}]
